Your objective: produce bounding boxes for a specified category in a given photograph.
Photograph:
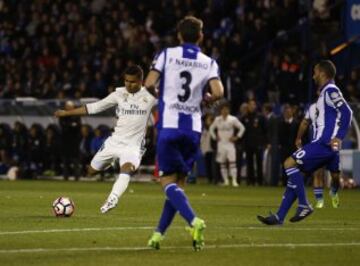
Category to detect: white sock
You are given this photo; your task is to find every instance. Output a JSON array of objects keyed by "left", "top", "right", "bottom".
[
  {"left": 109, "top": 173, "right": 130, "bottom": 200},
  {"left": 220, "top": 165, "right": 229, "bottom": 184},
  {"left": 230, "top": 166, "right": 238, "bottom": 184}
]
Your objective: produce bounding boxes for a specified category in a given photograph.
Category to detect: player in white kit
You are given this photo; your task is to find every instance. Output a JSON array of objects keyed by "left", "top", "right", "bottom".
[
  {"left": 54, "top": 65, "right": 156, "bottom": 213},
  {"left": 209, "top": 103, "right": 245, "bottom": 187}
]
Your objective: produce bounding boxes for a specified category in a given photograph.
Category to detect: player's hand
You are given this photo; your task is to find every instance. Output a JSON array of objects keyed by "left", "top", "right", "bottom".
[
  {"left": 230, "top": 136, "right": 238, "bottom": 143},
  {"left": 295, "top": 138, "right": 302, "bottom": 149},
  {"left": 330, "top": 138, "right": 342, "bottom": 151},
  {"left": 54, "top": 110, "right": 67, "bottom": 118},
  {"left": 202, "top": 92, "right": 220, "bottom": 108}
]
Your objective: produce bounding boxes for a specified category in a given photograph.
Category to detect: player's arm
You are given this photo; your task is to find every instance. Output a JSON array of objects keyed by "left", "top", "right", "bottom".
[
  {"left": 230, "top": 118, "right": 245, "bottom": 142},
  {"left": 145, "top": 49, "right": 166, "bottom": 98},
  {"left": 206, "top": 79, "right": 224, "bottom": 102},
  {"left": 334, "top": 100, "right": 353, "bottom": 140},
  {"left": 327, "top": 88, "right": 353, "bottom": 150},
  {"left": 144, "top": 70, "right": 160, "bottom": 98},
  {"left": 295, "top": 119, "right": 310, "bottom": 148},
  {"left": 55, "top": 93, "right": 118, "bottom": 118},
  {"left": 204, "top": 59, "right": 224, "bottom": 104},
  {"left": 54, "top": 106, "right": 87, "bottom": 117},
  {"left": 209, "top": 118, "right": 218, "bottom": 140}
]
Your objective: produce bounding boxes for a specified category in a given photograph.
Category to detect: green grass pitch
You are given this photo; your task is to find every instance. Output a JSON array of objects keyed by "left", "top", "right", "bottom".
[{"left": 0, "top": 180, "right": 360, "bottom": 266}]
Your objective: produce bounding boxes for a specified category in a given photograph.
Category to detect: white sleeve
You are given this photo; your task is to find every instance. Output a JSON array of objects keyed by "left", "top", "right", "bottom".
[
  {"left": 233, "top": 117, "right": 245, "bottom": 138},
  {"left": 207, "top": 59, "right": 220, "bottom": 82},
  {"left": 86, "top": 92, "right": 118, "bottom": 114},
  {"left": 209, "top": 118, "right": 219, "bottom": 140},
  {"left": 151, "top": 49, "right": 166, "bottom": 73}
]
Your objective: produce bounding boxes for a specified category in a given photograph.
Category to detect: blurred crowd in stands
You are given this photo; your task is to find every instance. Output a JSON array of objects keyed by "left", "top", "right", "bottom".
[{"left": 1, "top": 0, "right": 359, "bottom": 111}]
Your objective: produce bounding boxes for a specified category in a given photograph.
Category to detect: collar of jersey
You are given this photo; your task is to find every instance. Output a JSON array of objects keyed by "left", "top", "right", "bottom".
[
  {"left": 319, "top": 80, "right": 335, "bottom": 92},
  {"left": 182, "top": 43, "right": 201, "bottom": 52}
]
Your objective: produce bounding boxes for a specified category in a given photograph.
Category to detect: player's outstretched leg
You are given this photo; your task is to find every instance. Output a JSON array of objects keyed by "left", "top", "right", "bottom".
[
  {"left": 100, "top": 173, "right": 130, "bottom": 213},
  {"left": 257, "top": 170, "right": 298, "bottom": 225},
  {"left": 148, "top": 199, "right": 177, "bottom": 250},
  {"left": 164, "top": 183, "right": 206, "bottom": 251},
  {"left": 258, "top": 157, "right": 313, "bottom": 225},
  {"left": 330, "top": 171, "right": 340, "bottom": 208},
  {"left": 313, "top": 168, "right": 325, "bottom": 208},
  {"left": 286, "top": 167, "right": 313, "bottom": 222}
]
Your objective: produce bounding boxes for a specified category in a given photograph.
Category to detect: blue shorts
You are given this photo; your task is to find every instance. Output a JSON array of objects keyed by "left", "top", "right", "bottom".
[
  {"left": 292, "top": 142, "right": 340, "bottom": 174},
  {"left": 157, "top": 128, "right": 201, "bottom": 176}
]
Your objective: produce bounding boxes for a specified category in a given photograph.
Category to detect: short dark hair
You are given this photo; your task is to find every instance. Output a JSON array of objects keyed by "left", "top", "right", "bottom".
[
  {"left": 177, "top": 16, "right": 203, "bottom": 43},
  {"left": 123, "top": 65, "right": 143, "bottom": 80},
  {"left": 220, "top": 102, "right": 231, "bottom": 110},
  {"left": 317, "top": 60, "right": 336, "bottom": 79}
]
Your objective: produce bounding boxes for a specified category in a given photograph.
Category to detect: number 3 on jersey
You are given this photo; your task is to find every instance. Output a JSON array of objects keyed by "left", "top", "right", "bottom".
[{"left": 178, "top": 71, "right": 192, "bottom": 102}]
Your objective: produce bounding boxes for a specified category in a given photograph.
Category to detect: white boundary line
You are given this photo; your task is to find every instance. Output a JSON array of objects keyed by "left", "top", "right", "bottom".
[
  {"left": 1, "top": 242, "right": 360, "bottom": 254},
  {"left": 0, "top": 227, "right": 153, "bottom": 235},
  {"left": 1, "top": 226, "right": 360, "bottom": 236}
]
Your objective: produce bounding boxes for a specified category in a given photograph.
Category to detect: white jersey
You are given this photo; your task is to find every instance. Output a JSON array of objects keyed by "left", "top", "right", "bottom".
[
  {"left": 152, "top": 43, "right": 220, "bottom": 133},
  {"left": 86, "top": 86, "right": 156, "bottom": 148},
  {"left": 209, "top": 115, "right": 245, "bottom": 145}
]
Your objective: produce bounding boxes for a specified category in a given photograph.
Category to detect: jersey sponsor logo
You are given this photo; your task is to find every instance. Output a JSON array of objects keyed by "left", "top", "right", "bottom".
[
  {"left": 119, "top": 107, "right": 147, "bottom": 116},
  {"left": 168, "top": 103, "right": 200, "bottom": 113},
  {"left": 331, "top": 92, "right": 339, "bottom": 99}
]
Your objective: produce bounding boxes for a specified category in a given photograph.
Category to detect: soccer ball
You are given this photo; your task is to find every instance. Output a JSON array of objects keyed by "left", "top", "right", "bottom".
[{"left": 52, "top": 197, "right": 75, "bottom": 217}]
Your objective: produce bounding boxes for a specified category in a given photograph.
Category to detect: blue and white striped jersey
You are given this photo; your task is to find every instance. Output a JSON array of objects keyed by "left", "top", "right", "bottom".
[
  {"left": 304, "top": 103, "right": 317, "bottom": 140},
  {"left": 151, "top": 43, "right": 220, "bottom": 133},
  {"left": 312, "top": 82, "right": 352, "bottom": 144}
]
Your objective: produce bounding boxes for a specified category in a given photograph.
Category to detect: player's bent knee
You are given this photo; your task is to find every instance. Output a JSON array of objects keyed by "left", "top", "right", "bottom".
[
  {"left": 284, "top": 157, "right": 297, "bottom": 169},
  {"left": 120, "top": 162, "right": 136, "bottom": 175},
  {"left": 87, "top": 165, "right": 99, "bottom": 176},
  {"left": 160, "top": 175, "right": 178, "bottom": 188}
]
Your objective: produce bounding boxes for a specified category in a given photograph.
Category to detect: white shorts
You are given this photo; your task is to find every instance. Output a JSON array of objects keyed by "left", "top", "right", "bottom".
[
  {"left": 216, "top": 143, "right": 236, "bottom": 163},
  {"left": 90, "top": 136, "right": 142, "bottom": 171}
]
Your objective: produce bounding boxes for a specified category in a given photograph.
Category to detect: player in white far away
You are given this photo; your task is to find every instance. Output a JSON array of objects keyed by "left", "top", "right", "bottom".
[
  {"left": 54, "top": 65, "right": 157, "bottom": 213},
  {"left": 209, "top": 103, "right": 245, "bottom": 187}
]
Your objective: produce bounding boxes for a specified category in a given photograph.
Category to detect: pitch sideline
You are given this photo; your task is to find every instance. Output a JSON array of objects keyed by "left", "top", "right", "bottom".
[
  {"left": 1, "top": 225, "right": 360, "bottom": 236},
  {"left": 1, "top": 242, "right": 360, "bottom": 254}
]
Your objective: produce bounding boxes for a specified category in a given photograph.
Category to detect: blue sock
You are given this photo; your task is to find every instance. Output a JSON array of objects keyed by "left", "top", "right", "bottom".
[
  {"left": 287, "top": 167, "right": 309, "bottom": 207},
  {"left": 330, "top": 178, "right": 340, "bottom": 195},
  {"left": 156, "top": 199, "right": 177, "bottom": 234},
  {"left": 276, "top": 180, "right": 297, "bottom": 222},
  {"left": 313, "top": 187, "right": 324, "bottom": 200},
  {"left": 164, "top": 183, "right": 196, "bottom": 225}
]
